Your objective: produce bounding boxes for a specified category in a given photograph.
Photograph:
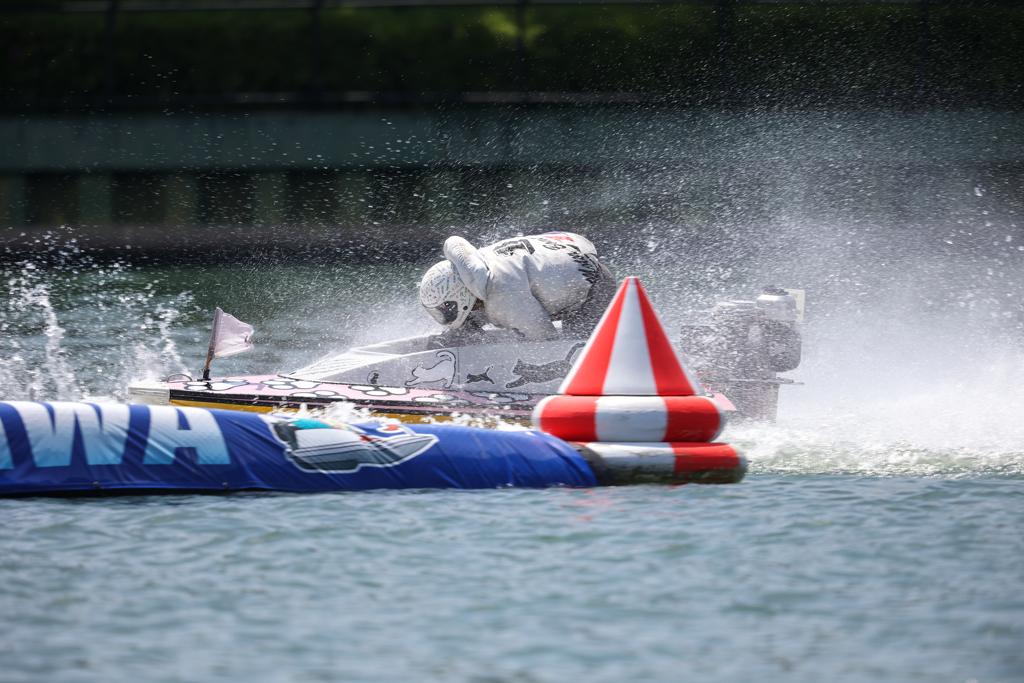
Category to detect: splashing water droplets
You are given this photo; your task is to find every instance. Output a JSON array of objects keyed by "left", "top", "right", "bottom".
[
  {"left": 2, "top": 262, "right": 79, "bottom": 401},
  {"left": 0, "top": 251, "right": 206, "bottom": 402}
]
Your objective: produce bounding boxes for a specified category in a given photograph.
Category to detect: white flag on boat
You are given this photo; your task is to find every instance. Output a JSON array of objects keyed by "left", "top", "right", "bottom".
[{"left": 207, "top": 307, "right": 255, "bottom": 361}]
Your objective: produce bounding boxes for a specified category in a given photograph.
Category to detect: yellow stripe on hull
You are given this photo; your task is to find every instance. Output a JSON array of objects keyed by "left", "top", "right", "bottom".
[
  {"left": 167, "top": 397, "right": 524, "bottom": 426},
  {"left": 170, "top": 398, "right": 278, "bottom": 413}
]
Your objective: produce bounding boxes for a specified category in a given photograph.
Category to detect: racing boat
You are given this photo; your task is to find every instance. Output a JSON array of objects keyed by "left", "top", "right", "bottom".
[{"left": 127, "top": 287, "right": 803, "bottom": 423}]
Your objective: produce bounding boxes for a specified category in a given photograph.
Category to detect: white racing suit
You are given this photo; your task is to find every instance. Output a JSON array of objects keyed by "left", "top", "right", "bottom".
[{"left": 445, "top": 232, "right": 616, "bottom": 341}]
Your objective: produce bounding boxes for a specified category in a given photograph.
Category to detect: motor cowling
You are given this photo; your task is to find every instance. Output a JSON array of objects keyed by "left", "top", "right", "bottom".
[
  {"left": 757, "top": 287, "right": 801, "bottom": 372},
  {"left": 676, "top": 286, "right": 802, "bottom": 421},
  {"left": 761, "top": 320, "right": 801, "bottom": 372}
]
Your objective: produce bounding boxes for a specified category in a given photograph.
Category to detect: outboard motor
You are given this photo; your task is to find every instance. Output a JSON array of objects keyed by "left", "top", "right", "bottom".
[{"left": 678, "top": 286, "right": 803, "bottom": 422}]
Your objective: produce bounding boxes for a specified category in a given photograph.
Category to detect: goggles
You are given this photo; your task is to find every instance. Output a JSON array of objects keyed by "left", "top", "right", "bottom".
[{"left": 427, "top": 300, "right": 461, "bottom": 326}]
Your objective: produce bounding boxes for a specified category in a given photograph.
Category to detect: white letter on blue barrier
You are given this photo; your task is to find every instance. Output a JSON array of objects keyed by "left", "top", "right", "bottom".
[
  {"left": 13, "top": 402, "right": 75, "bottom": 467},
  {"left": 78, "top": 404, "right": 131, "bottom": 465},
  {"left": 11, "top": 402, "right": 132, "bottom": 467},
  {"left": 0, "top": 417, "right": 11, "bottom": 470},
  {"left": 143, "top": 407, "right": 230, "bottom": 465}
]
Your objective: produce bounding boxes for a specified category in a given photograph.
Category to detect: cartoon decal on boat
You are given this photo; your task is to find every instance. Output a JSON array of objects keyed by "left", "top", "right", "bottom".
[
  {"left": 505, "top": 342, "right": 585, "bottom": 388},
  {"left": 347, "top": 385, "right": 410, "bottom": 398},
  {"left": 406, "top": 350, "right": 457, "bottom": 388},
  {"left": 465, "top": 367, "right": 494, "bottom": 384},
  {"left": 184, "top": 379, "right": 250, "bottom": 392}
]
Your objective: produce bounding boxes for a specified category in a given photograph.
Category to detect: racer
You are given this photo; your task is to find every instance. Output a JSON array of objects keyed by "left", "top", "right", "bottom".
[{"left": 419, "top": 232, "right": 616, "bottom": 342}]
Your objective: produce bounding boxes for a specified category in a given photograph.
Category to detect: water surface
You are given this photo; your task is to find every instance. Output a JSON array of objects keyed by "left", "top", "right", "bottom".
[{"left": 1, "top": 254, "right": 1022, "bottom": 682}]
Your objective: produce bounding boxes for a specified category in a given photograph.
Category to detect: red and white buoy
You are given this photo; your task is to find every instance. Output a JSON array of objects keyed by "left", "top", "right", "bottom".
[{"left": 533, "top": 277, "right": 746, "bottom": 484}]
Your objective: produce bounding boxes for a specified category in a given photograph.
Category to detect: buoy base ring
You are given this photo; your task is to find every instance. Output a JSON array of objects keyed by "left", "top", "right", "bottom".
[{"left": 572, "top": 442, "right": 747, "bottom": 485}]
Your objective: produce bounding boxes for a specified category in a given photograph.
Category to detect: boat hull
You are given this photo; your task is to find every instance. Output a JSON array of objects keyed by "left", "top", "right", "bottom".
[{"left": 131, "top": 374, "right": 541, "bottom": 424}]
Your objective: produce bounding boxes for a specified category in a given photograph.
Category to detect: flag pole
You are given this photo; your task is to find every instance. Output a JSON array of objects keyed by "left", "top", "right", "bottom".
[{"left": 203, "top": 307, "right": 223, "bottom": 381}]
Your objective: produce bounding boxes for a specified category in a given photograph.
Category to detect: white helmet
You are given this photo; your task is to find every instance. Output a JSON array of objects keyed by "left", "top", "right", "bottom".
[{"left": 419, "top": 260, "right": 477, "bottom": 329}]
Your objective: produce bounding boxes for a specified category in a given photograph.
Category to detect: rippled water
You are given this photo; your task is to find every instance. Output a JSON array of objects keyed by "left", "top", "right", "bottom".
[
  {"left": 2, "top": 247, "right": 1023, "bottom": 681},
  {"left": 2, "top": 479, "right": 1021, "bottom": 682}
]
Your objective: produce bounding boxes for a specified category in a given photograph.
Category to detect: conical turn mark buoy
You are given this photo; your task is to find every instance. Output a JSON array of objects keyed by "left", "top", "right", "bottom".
[
  {"left": 533, "top": 277, "right": 725, "bottom": 443},
  {"left": 532, "top": 277, "right": 744, "bottom": 484},
  {"left": 558, "top": 274, "right": 699, "bottom": 397}
]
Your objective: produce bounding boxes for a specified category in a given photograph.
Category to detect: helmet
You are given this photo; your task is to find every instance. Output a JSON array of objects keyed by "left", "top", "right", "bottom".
[{"left": 419, "top": 260, "right": 477, "bottom": 329}]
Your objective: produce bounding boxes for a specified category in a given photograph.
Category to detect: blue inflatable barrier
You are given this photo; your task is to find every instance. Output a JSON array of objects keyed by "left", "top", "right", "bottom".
[{"left": 0, "top": 402, "right": 598, "bottom": 496}]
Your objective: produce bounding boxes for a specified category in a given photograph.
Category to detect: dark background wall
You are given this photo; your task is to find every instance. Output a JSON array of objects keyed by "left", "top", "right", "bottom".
[
  {"left": 3, "top": 1, "right": 1023, "bottom": 102},
  {"left": 1, "top": 0, "right": 1022, "bottom": 262}
]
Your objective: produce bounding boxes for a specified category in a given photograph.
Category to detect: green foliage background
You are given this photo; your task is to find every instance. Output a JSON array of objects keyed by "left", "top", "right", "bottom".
[{"left": 1, "top": 4, "right": 1022, "bottom": 98}]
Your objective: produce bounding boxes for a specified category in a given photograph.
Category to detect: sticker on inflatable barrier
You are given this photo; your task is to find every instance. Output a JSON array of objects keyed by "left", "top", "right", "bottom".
[{"left": 268, "top": 419, "right": 438, "bottom": 473}]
